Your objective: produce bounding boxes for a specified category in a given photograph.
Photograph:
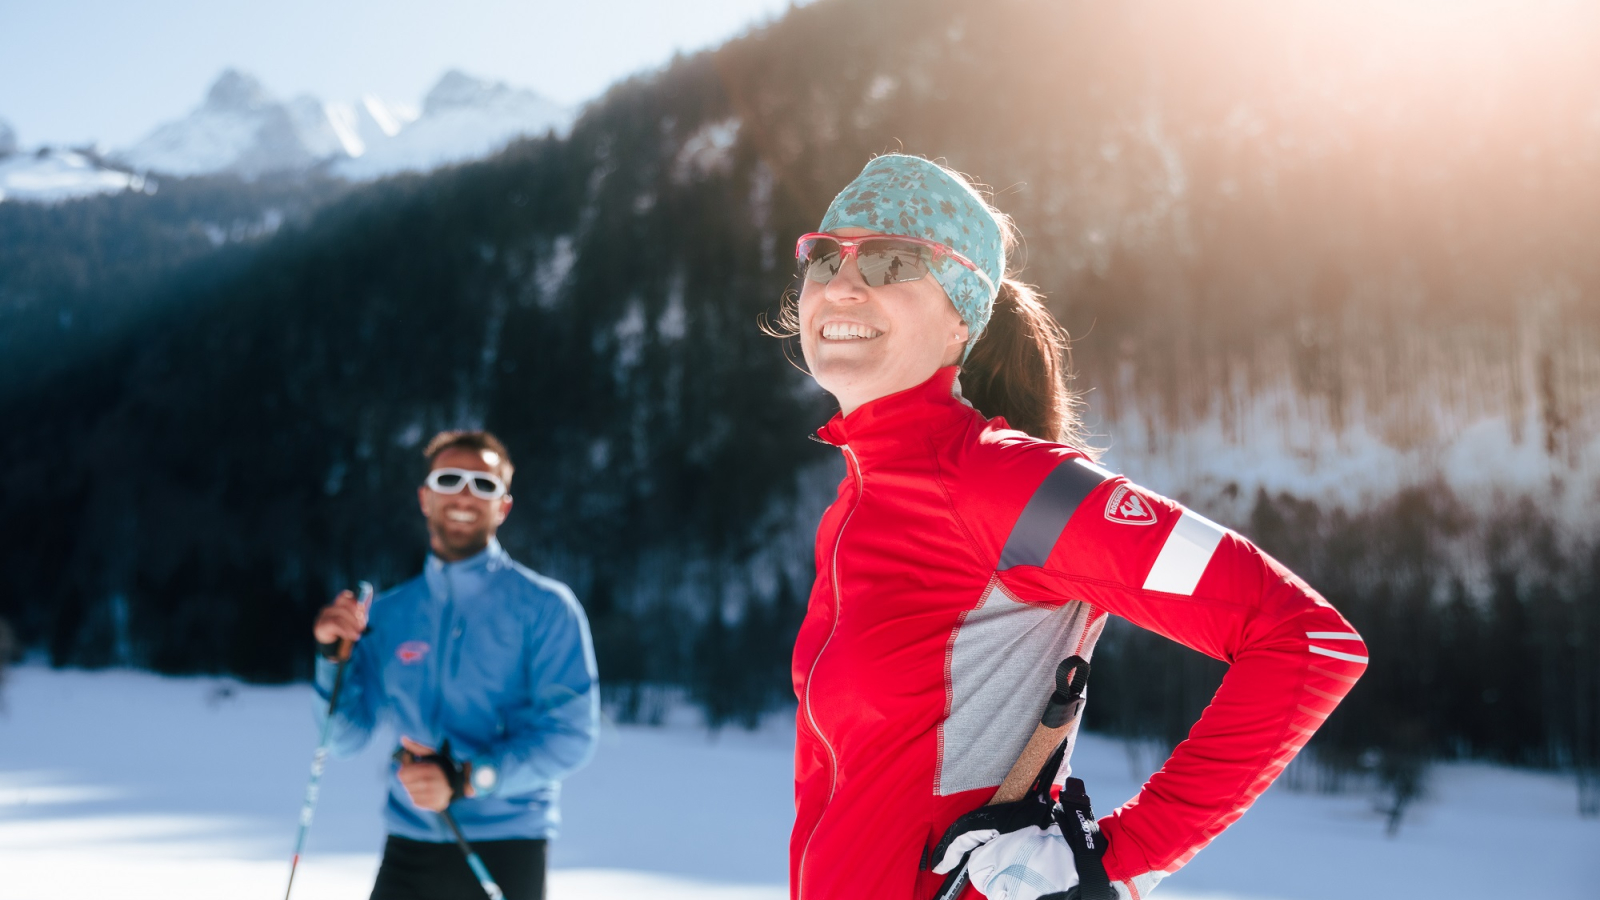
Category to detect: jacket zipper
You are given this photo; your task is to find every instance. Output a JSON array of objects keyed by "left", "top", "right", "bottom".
[
  {"left": 429, "top": 579, "right": 455, "bottom": 840},
  {"left": 797, "top": 443, "right": 862, "bottom": 898},
  {"left": 431, "top": 584, "right": 454, "bottom": 744}
]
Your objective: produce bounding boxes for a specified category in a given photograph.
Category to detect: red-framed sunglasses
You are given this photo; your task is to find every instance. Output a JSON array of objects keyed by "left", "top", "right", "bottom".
[{"left": 794, "top": 233, "right": 994, "bottom": 292}]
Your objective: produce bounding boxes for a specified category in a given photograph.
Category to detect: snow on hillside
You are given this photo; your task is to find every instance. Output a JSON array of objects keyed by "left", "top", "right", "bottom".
[
  {"left": 1097, "top": 383, "right": 1600, "bottom": 528},
  {"left": 1086, "top": 319, "right": 1600, "bottom": 539},
  {"left": 0, "top": 667, "right": 1594, "bottom": 899},
  {"left": 0, "top": 116, "right": 154, "bottom": 204},
  {"left": 0, "top": 147, "right": 152, "bottom": 204},
  {"left": 334, "top": 70, "right": 571, "bottom": 180},
  {"left": 317, "top": 95, "right": 422, "bottom": 160}
]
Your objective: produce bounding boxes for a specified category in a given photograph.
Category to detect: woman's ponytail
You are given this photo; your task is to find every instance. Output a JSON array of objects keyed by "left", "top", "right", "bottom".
[{"left": 959, "top": 278, "right": 1088, "bottom": 449}]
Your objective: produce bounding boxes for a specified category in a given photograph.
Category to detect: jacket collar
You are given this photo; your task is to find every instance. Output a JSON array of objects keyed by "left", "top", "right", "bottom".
[
  {"left": 425, "top": 536, "right": 507, "bottom": 598},
  {"left": 814, "top": 367, "right": 975, "bottom": 463}
]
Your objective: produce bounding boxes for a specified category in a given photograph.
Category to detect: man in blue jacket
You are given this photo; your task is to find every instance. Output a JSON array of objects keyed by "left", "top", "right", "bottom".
[{"left": 313, "top": 429, "right": 599, "bottom": 900}]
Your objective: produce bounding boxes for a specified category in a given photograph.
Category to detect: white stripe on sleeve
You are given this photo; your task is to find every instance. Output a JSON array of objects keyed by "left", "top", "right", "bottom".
[
  {"left": 1305, "top": 631, "right": 1363, "bottom": 641},
  {"left": 1141, "top": 510, "right": 1227, "bottom": 596},
  {"left": 1309, "top": 645, "right": 1370, "bottom": 664}
]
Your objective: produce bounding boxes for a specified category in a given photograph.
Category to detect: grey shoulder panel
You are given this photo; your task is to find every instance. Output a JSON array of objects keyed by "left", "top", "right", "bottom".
[
  {"left": 997, "top": 457, "right": 1112, "bottom": 570},
  {"left": 938, "top": 586, "right": 1105, "bottom": 795}
]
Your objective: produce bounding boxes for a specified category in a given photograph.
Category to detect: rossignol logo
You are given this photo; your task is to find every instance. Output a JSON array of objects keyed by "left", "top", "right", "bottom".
[
  {"left": 1104, "top": 485, "right": 1157, "bottom": 526},
  {"left": 396, "top": 641, "right": 430, "bottom": 665}
]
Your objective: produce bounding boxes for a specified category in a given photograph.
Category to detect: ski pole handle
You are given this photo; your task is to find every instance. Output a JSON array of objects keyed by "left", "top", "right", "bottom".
[
  {"left": 324, "top": 581, "right": 371, "bottom": 706},
  {"left": 989, "top": 657, "right": 1089, "bottom": 805},
  {"left": 330, "top": 581, "right": 375, "bottom": 662}
]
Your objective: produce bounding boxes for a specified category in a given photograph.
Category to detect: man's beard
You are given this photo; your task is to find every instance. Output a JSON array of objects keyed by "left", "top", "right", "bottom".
[{"left": 430, "top": 518, "right": 492, "bottom": 558}]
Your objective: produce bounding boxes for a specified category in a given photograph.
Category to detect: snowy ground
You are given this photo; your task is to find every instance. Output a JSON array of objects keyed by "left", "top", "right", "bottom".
[{"left": 0, "top": 668, "right": 1594, "bottom": 899}]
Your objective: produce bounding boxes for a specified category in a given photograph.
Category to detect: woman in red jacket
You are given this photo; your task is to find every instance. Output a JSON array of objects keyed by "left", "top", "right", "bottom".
[{"left": 773, "top": 155, "right": 1367, "bottom": 900}]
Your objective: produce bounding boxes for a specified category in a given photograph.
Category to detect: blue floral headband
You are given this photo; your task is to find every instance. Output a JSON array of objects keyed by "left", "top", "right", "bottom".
[{"left": 819, "top": 155, "right": 1005, "bottom": 355}]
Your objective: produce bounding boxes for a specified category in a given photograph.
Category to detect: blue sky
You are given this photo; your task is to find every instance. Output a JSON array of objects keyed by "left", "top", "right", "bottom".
[{"left": 0, "top": 0, "right": 794, "bottom": 149}]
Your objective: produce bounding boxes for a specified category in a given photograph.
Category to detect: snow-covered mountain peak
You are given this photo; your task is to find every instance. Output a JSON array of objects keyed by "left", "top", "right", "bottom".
[
  {"left": 203, "top": 69, "right": 275, "bottom": 113},
  {"left": 424, "top": 69, "right": 521, "bottom": 114},
  {"left": 333, "top": 70, "right": 572, "bottom": 180},
  {"left": 114, "top": 69, "right": 324, "bottom": 178}
]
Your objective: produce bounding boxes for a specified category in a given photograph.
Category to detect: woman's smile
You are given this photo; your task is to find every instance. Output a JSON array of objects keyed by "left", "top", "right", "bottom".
[{"left": 820, "top": 320, "right": 885, "bottom": 341}]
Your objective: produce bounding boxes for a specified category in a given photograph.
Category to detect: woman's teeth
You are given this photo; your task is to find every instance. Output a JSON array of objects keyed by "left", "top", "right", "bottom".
[{"left": 821, "top": 322, "right": 884, "bottom": 340}]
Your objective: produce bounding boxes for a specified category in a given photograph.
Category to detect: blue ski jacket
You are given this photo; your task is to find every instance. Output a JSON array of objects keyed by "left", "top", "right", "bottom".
[{"left": 314, "top": 538, "right": 600, "bottom": 842}]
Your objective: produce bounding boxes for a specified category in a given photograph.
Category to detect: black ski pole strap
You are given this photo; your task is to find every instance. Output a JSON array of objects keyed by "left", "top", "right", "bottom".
[
  {"left": 393, "top": 739, "right": 470, "bottom": 801},
  {"left": 928, "top": 790, "right": 1056, "bottom": 869},
  {"left": 1041, "top": 657, "right": 1090, "bottom": 727},
  {"left": 1055, "top": 777, "right": 1116, "bottom": 900}
]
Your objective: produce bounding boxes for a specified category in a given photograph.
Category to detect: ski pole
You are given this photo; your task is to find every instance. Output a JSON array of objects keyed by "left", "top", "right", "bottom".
[
  {"left": 934, "top": 656, "right": 1090, "bottom": 900},
  {"left": 439, "top": 806, "right": 506, "bottom": 900},
  {"left": 285, "top": 580, "right": 373, "bottom": 900}
]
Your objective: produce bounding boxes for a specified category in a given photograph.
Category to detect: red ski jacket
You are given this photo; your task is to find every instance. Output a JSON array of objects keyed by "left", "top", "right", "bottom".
[{"left": 790, "top": 368, "right": 1367, "bottom": 900}]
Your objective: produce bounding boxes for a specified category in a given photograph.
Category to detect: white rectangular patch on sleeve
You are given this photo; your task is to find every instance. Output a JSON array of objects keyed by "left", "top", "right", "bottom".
[{"left": 1142, "top": 509, "right": 1227, "bottom": 595}]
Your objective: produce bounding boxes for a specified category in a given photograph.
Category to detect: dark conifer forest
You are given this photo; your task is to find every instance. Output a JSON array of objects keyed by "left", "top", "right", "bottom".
[{"left": 2, "top": 0, "right": 1597, "bottom": 812}]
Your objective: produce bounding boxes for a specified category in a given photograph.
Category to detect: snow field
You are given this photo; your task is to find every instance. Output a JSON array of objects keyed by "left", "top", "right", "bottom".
[
  {"left": 1, "top": 667, "right": 1596, "bottom": 899},
  {"left": 0, "top": 667, "right": 788, "bottom": 900}
]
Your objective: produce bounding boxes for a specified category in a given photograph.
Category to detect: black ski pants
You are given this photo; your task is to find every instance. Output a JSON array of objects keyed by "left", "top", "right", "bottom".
[{"left": 369, "top": 834, "right": 546, "bottom": 900}]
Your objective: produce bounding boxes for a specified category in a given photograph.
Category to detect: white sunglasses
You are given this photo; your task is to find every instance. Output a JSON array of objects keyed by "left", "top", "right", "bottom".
[{"left": 425, "top": 467, "right": 508, "bottom": 500}]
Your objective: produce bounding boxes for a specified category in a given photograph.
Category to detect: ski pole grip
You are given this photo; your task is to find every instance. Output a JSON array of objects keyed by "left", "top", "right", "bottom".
[
  {"left": 988, "top": 656, "right": 1091, "bottom": 805},
  {"left": 325, "top": 582, "right": 375, "bottom": 662}
]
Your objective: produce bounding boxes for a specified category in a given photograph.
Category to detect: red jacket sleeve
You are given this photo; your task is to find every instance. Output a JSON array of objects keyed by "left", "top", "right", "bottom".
[{"left": 997, "top": 472, "right": 1367, "bottom": 896}]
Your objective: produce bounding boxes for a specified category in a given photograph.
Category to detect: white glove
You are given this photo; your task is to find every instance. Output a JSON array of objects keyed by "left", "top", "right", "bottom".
[
  {"left": 962, "top": 822, "right": 1081, "bottom": 900},
  {"left": 931, "top": 825, "right": 999, "bottom": 875}
]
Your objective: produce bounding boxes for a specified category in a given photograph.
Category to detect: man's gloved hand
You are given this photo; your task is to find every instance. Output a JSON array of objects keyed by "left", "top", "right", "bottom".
[
  {"left": 950, "top": 822, "right": 1081, "bottom": 900},
  {"left": 396, "top": 736, "right": 474, "bottom": 811}
]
